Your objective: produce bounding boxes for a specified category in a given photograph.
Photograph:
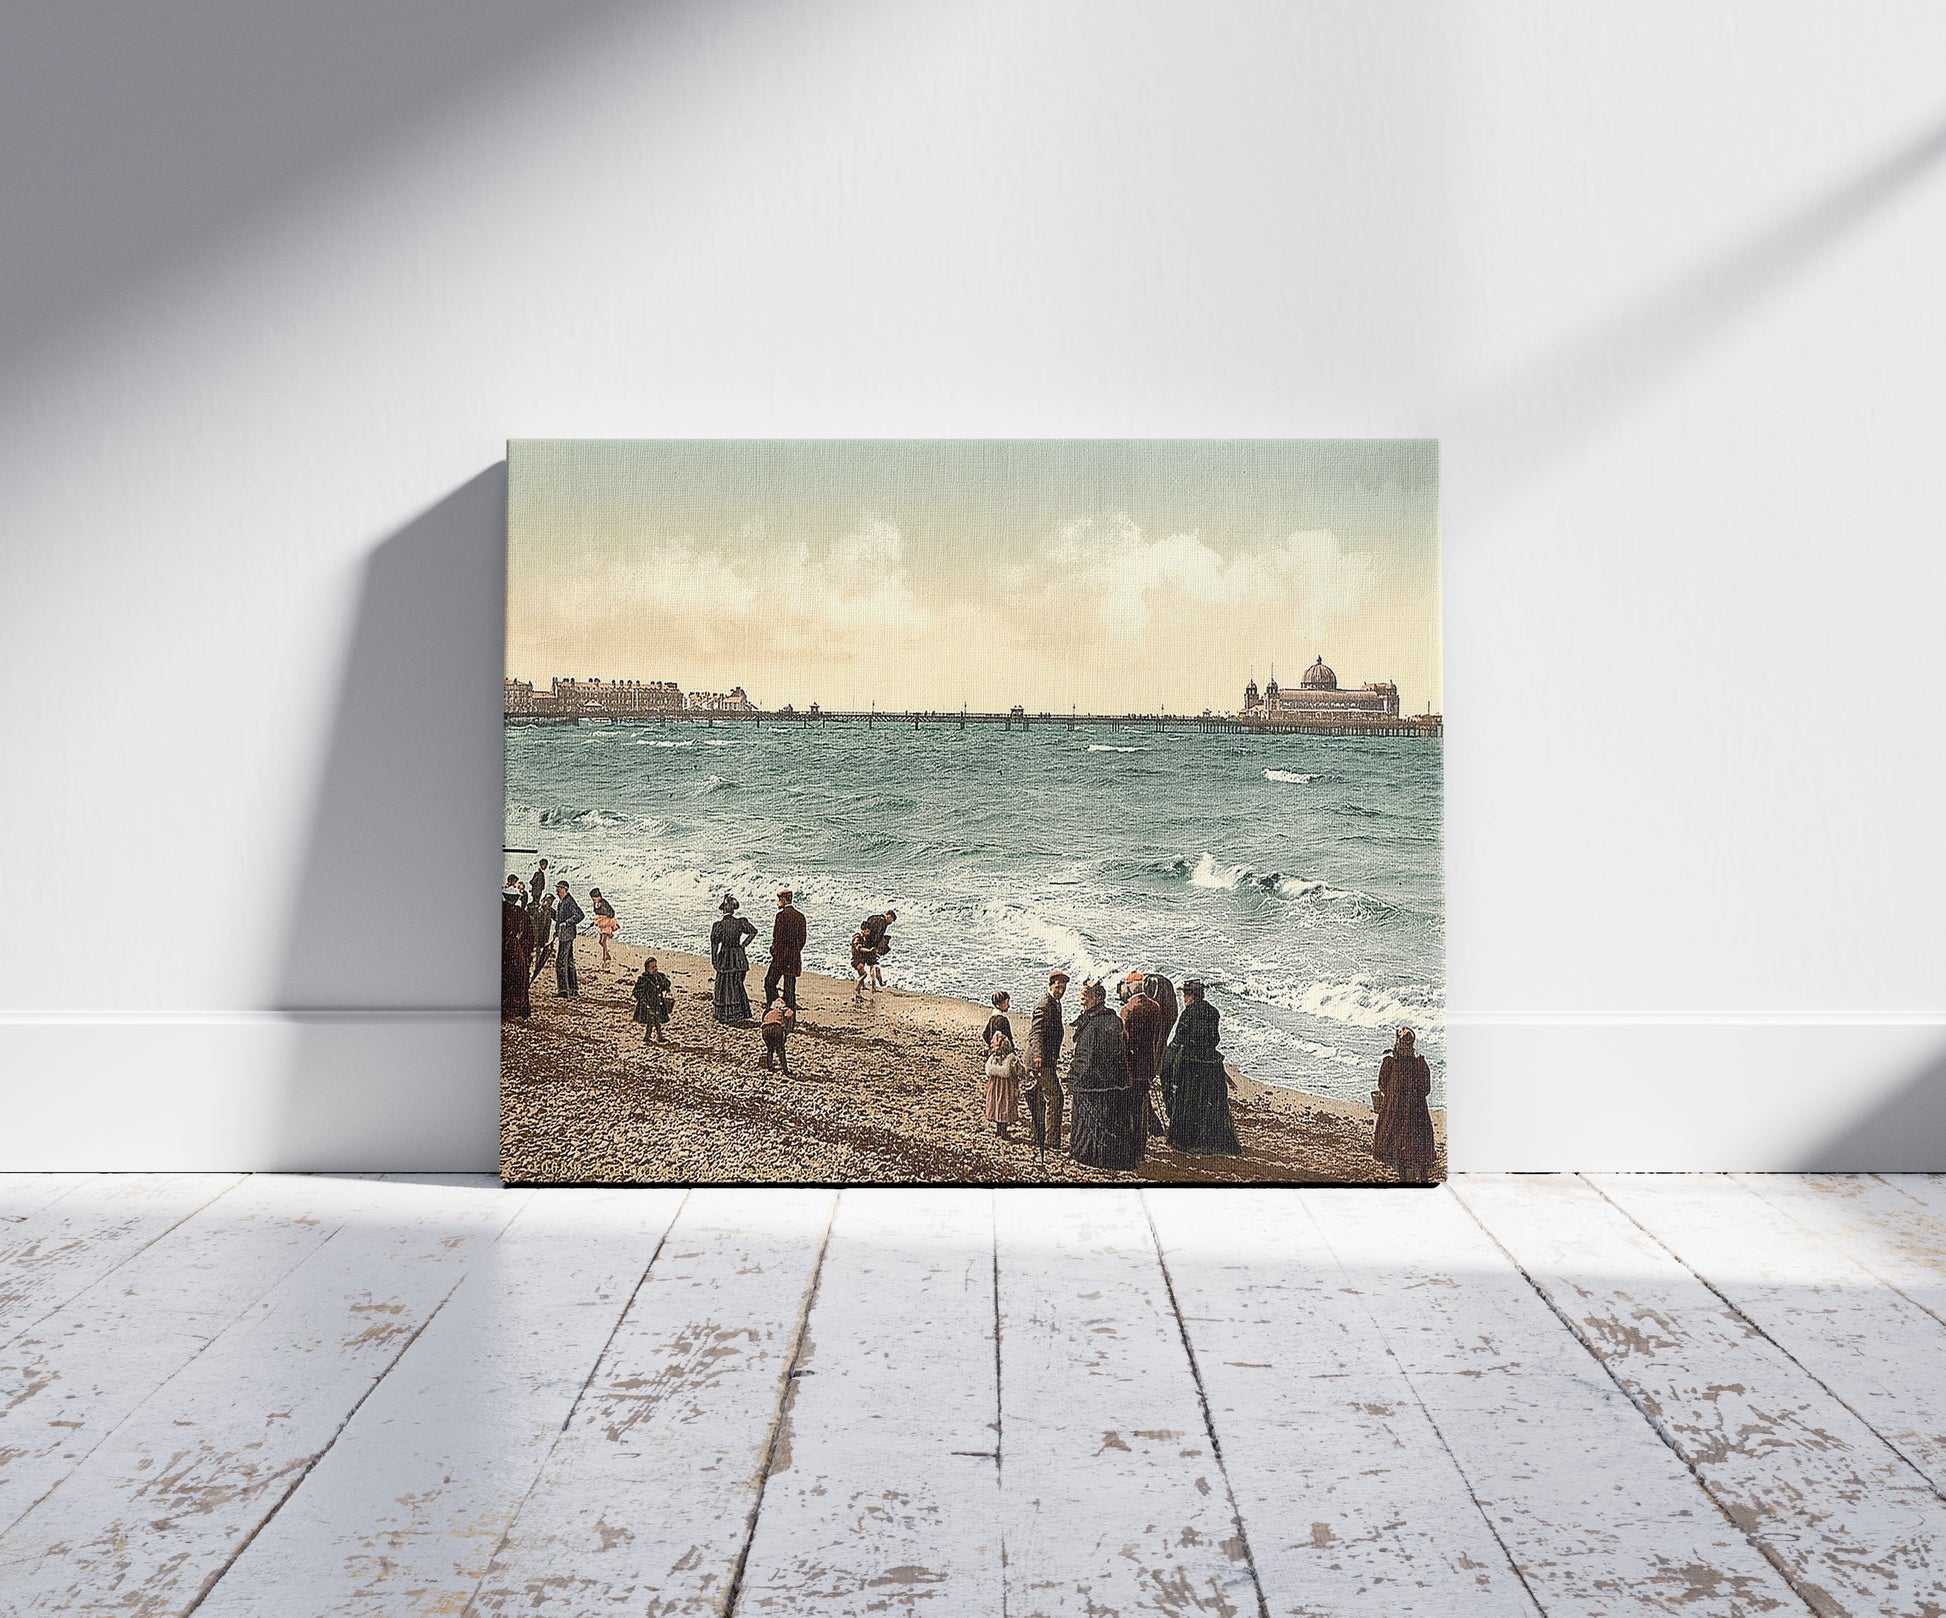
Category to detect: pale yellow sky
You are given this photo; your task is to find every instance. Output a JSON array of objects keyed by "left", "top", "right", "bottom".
[{"left": 507, "top": 440, "right": 1441, "bottom": 715}]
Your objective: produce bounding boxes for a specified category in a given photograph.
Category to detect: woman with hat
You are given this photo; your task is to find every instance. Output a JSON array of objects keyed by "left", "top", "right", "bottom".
[
  {"left": 1162, "top": 981, "right": 1240, "bottom": 1157},
  {"left": 709, "top": 893, "right": 759, "bottom": 1024},
  {"left": 1372, "top": 1026, "right": 1437, "bottom": 1184},
  {"left": 1068, "top": 977, "right": 1145, "bottom": 1171}
]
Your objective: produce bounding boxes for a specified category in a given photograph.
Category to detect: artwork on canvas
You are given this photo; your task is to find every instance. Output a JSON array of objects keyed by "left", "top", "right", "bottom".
[{"left": 501, "top": 440, "right": 1442, "bottom": 1186}]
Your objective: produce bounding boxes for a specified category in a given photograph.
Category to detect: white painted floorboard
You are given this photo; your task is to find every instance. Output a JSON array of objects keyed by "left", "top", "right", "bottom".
[{"left": 0, "top": 1174, "right": 1940, "bottom": 1617}]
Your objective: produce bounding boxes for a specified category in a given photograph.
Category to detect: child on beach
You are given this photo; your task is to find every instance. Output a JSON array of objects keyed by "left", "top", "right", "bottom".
[
  {"left": 631, "top": 956, "right": 674, "bottom": 1044},
  {"left": 591, "top": 889, "right": 619, "bottom": 971},
  {"left": 759, "top": 998, "right": 796, "bottom": 1075},
  {"left": 983, "top": 1033, "right": 1028, "bottom": 1140}
]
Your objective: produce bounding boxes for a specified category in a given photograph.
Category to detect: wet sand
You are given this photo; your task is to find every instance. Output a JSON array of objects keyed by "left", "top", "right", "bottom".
[{"left": 501, "top": 940, "right": 1446, "bottom": 1186}]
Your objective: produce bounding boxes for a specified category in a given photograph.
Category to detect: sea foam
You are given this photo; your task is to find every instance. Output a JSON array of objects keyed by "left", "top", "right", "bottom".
[{"left": 1264, "top": 768, "right": 1319, "bottom": 784}]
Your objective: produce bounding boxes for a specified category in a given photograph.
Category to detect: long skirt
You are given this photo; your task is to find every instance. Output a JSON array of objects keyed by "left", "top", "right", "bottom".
[
  {"left": 1375, "top": 1098, "right": 1437, "bottom": 1180},
  {"left": 984, "top": 1071, "right": 1021, "bottom": 1125},
  {"left": 714, "top": 967, "right": 752, "bottom": 1024},
  {"left": 1164, "top": 1051, "right": 1240, "bottom": 1155},
  {"left": 1070, "top": 1084, "right": 1148, "bottom": 1172},
  {"left": 501, "top": 943, "right": 532, "bottom": 1019}
]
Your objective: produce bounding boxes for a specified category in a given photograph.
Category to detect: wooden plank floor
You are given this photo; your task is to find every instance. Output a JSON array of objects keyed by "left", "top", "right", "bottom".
[{"left": 1, "top": 1177, "right": 1942, "bottom": 1616}]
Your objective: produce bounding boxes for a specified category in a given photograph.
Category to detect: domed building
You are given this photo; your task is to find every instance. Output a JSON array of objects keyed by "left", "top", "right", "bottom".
[{"left": 1241, "top": 653, "right": 1402, "bottom": 724}]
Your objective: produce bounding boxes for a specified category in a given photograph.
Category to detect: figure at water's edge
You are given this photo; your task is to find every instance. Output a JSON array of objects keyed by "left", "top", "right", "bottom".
[
  {"left": 710, "top": 893, "right": 757, "bottom": 1023},
  {"left": 1162, "top": 980, "right": 1241, "bottom": 1156},
  {"left": 1373, "top": 1025, "right": 1437, "bottom": 1184}
]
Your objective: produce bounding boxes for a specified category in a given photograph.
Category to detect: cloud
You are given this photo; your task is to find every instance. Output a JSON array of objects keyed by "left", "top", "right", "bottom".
[{"left": 1031, "top": 514, "right": 1378, "bottom": 644}]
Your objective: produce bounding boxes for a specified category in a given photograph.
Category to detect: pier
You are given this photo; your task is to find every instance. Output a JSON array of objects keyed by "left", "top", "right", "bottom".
[{"left": 507, "top": 708, "right": 1441, "bottom": 738}]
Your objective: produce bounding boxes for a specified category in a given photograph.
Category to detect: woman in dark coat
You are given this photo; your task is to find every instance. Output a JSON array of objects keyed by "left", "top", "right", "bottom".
[
  {"left": 500, "top": 884, "right": 534, "bottom": 1019},
  {"left": 1373, "top": 1026, "right": 1438, "bottom": 1184},
  {"left": 1162, "top": 980, "right": 1240, "bottom": 1156},
  {"left": 710, "top": 894, "right": 758, "bottom": 1023},
  {"left": 1067, "top": 979, "right": 1146, "bottom": 1171}
]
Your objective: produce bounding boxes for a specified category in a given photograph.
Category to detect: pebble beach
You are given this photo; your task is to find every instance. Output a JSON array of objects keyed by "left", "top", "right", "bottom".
[{"left": 501, "top": 940, "right": 1446, "bottom": 1186}]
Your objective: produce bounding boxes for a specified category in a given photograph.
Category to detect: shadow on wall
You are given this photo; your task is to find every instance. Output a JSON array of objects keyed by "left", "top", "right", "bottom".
[
  {"left": 1447, "top": 110, "right": 1946, "bottom": 515},
  {"left": 0, "top": 1, "right": 647, "bottom": 376},
  {"left": 271, "top": 465, "right": 507, "bottom": 1171},
  {"left": 1795, "top": 1046, "right": 1946, "bottom": 1173}
]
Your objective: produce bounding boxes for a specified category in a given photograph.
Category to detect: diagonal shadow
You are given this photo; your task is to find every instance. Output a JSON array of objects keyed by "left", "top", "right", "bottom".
[
  {"left": 1450, "top": 110, "right": 1946, "bottom": 513},
  {"left": 1794, "top": 1042, "right": 1946, "bottom": 1172},
  {"left": 0, "top": 0, "right": 655, "bottom": 376},
  {"left": 269, "top": 465, "right": 506, "bottom": 1168}
]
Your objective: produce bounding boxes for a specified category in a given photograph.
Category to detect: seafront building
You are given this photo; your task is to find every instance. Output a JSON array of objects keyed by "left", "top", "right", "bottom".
[
  {"left": 1240, "top": 656, "right": 1403, "bottom": 723},
  {"left": 504, "top": 676, "right": 684, "bottom": 718}
]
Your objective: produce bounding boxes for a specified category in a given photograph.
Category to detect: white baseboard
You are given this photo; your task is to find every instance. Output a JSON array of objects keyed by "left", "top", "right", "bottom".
[{"left": 1, "top": 1013, "right": 1940, "bottom": 1173}]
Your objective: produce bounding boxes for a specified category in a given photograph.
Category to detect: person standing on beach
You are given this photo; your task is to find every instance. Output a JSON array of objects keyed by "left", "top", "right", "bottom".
[
  {"left": 1373, "top": 1026, "right": 1437, "bottom": 1184},
  {"left": 983, "top": 991, "right": 1021, "bottom": 1139},
  {"left": 501, "top": 881, "right": 534, "bottom": 1020},
  {"left": 631, "top": 955, "right": 674, "bottom": 1044},
  {"left": 1162, "top": 981, "right": 1240, "bottom": 1156},
  {"left": 530, "top": 890, "right": 556, "bottom": 983},
  {"left": 711, "top": 894, "right": 758, "bottom": 1023},
  {"left": 590, "top": 888, "right": 619, "bottom": 971},
  {"left": 1121, "top": 977, "right": 1164, "bottom": 1120},
  {"left": 1029, "top": 971, "right": 1070, "bottom": 1150},
  {"left": 529, "top": 859, "right": 549, "bottom": 915},
  {"left": 552, "top": 881, "right": 585, "bottom": 998},
  {"left": 765, "top": 888, "right": 806, "bottom": 1014},
  {"left": 1068, "top": 978, "right": 1145, "bottom": 1171}
]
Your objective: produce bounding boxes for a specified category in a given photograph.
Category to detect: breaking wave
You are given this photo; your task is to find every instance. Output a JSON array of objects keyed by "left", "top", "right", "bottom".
[
  {"left": 1087, "top": 744, "right": 1149, "bottom": 753},
  {"left": 1264, "top": 769, "right": 1319, "bottom": 784}
]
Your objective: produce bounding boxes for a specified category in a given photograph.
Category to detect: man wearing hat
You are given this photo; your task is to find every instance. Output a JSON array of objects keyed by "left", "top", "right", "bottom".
[
  {"left": 765, "top": 887, "right": 807, "bottom": 1014},
  {"left": 1029, "top": 970, "right": 1071, "bottom": 1150}
]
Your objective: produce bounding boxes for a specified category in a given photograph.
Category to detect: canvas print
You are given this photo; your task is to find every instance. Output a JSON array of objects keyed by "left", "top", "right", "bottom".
[{"left": 502, "top": 440, "right": 1443, "bottom": 1185}]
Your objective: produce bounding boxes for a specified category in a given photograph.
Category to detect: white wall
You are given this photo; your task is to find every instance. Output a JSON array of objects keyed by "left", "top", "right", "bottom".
[{"left": 4, "top": 1, "right": 1943, "bottom": 1171}]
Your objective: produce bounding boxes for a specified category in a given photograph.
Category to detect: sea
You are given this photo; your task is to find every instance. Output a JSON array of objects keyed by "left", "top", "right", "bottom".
[{"left": 505, "top": 721, "right": 1444, "bottom": 1107}]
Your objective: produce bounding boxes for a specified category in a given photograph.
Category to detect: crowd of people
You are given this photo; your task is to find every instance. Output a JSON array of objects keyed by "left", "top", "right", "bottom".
[
  {"left": 499, "top": 863, "right": 1438, "bottom": 1182},
  {"left": 976, "top": 969, "right": 1246, "bottom": 1171}
]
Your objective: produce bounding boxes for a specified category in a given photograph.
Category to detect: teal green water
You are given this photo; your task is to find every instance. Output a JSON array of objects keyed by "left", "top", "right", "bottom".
[{"left": 505, "top": 722, "right": 1444, "bottom": 1105}]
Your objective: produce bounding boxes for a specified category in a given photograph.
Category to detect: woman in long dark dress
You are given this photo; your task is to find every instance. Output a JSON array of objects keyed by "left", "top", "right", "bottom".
[
  {"left": 1373, "top": 1026, "right": 1438, "bottom": 1183},
  {"left": 1162, "top": 980, "right": 1240, "bottom": 1156},
  {"left": 500, "top": 882, "right": 534, "bottom": 1019},
  {"left": 710, "top": 893, "right": 758, "bottom": 1023},
  {"left": 1068, "top": 979, "right": 1146, "bottom": 1171}
]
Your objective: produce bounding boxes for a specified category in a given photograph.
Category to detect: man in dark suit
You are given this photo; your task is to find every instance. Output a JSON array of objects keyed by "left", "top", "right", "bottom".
[
  {"left": 529, "top": 858, "right": 549, "bottom": 915},
  {"left": 1029, "top": 970, "right": 1070, "bottom": 1150},
  {"left": 764, "top": 887, "right": 807, "bottom": 1014},
  {"left": 552, "top": 881, "right": 585, "bottom": 998}
]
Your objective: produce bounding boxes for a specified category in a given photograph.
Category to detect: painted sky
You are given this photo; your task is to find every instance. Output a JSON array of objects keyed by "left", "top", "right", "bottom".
[{"left": 507, "top": 440, "right": 1441, "bottom": 715}]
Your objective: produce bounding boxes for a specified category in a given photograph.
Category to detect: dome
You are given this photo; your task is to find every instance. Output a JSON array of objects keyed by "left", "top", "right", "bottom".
[{"left": 1300, "top": 656, "right": 1337, "bottom": 690}]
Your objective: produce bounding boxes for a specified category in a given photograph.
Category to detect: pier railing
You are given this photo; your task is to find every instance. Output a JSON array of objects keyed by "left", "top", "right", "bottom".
[{"left": 506, "top": 707, "right": 1442, "bottom": 738}]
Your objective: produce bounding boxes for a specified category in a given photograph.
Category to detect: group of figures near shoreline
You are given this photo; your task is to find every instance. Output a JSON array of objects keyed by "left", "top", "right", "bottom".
[{"left": 499, "top": 858, "right": 1439, "bottom": 1184}]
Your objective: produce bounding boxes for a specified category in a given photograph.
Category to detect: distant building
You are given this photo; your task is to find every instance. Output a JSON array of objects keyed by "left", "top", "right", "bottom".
[
  {"left": 506, "top": 677, "right": 680, "bottom": 717},
  {"left": 685, "top": 685, "right": 758, "bottom": 713},
  {"left": 542, "top": 676, "right": 683, "bottom": 717},
  {"left": 1240, "top": 656, "right": 1402, "bottom": 723}
]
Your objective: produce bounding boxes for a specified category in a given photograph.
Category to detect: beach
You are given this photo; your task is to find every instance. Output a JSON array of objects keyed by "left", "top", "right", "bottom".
[{"left": 501, "top": 939, "right": 1446, "bottom": 1185}]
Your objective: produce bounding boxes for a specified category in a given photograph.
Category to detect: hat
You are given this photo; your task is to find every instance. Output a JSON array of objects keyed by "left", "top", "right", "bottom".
[
  {"left": 777, "top": 887, "right": 794, "bottom": 901},
  {"left": 719, "top": 893, "right": 740, "bottom": 912}
]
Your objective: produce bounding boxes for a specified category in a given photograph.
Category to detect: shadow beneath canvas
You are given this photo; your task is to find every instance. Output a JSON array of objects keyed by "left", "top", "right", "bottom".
[{"left": 269, "top": 466, "right": 507, "bottom": 1170}]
